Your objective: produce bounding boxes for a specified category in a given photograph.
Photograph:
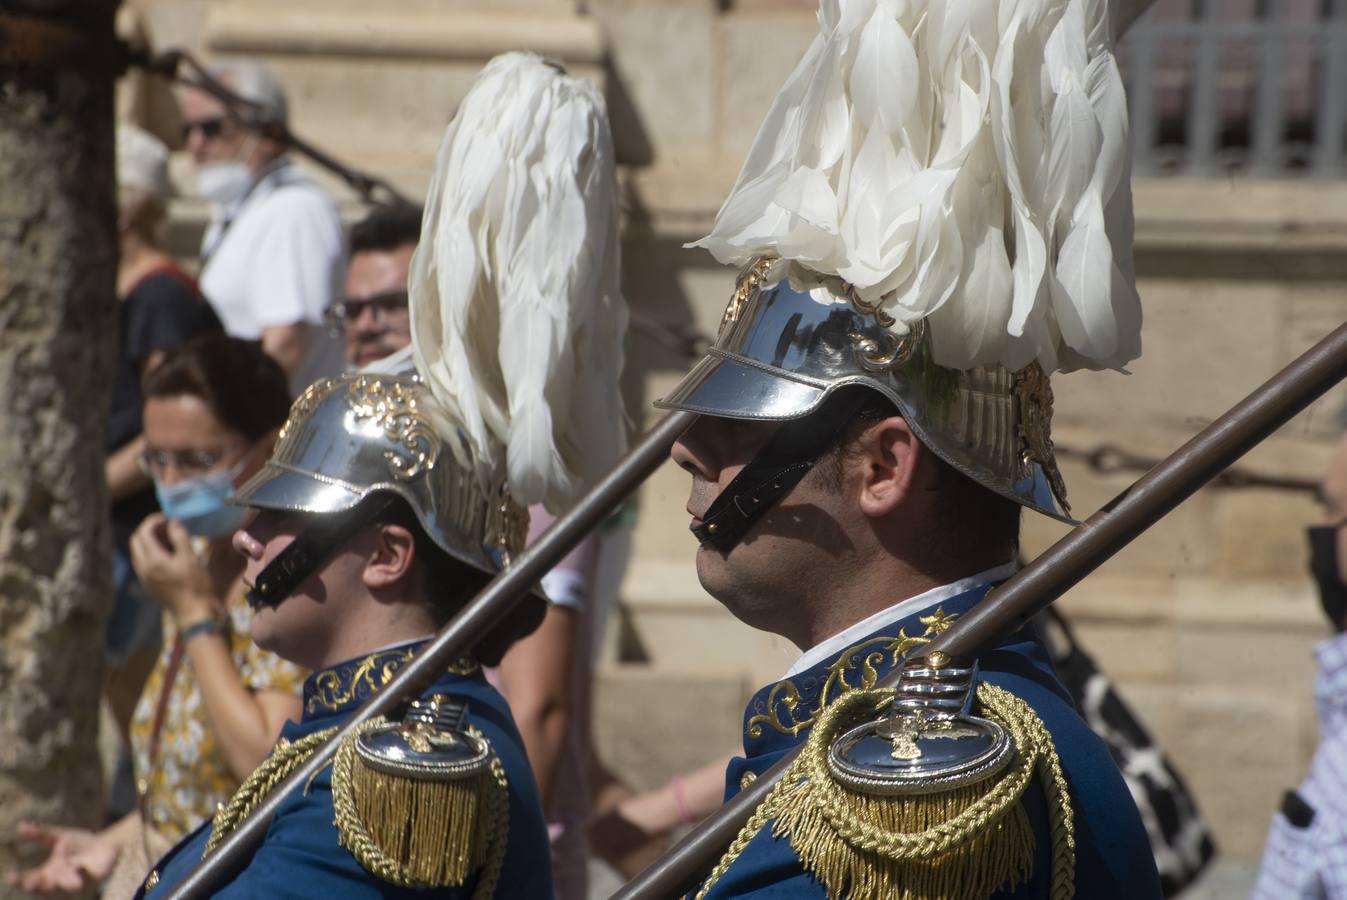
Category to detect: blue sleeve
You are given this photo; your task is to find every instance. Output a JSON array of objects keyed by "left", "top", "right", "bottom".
[{"left": 981, "top": 653, "right": 1163, "bottom": 900}]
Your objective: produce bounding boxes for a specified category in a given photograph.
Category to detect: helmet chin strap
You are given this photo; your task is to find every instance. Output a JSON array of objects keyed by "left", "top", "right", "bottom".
[
  {"left": 246, "top": 496, "right": 395, "bottom": 610},
  {"left": 691, "top": 391, "right": 868, "bottom": 553}
]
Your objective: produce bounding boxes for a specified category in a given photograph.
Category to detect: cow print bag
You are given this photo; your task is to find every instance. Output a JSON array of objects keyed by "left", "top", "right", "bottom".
[{"left": 1039, "top": 607, "right": 1218, "bottom": 897}]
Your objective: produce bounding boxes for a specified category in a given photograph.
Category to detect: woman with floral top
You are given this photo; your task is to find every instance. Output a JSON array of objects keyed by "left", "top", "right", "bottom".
[{"left": 7, "top": 336, "right": 305, "bottom": 897}]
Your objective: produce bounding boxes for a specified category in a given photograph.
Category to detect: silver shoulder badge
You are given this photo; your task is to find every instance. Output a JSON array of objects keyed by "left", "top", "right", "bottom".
[{"left": 700, "top": 653, "right": 1077, "bottom": 900}]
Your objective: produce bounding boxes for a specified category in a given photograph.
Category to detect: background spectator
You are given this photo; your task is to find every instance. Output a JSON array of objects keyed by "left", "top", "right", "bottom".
[
  {"left": 183, "top": 59, "right": 344, "bottom": 395},
  {"left": 333, "top": 203, "right": 420, "bottom": 368},
  {"left": 105, "top": 124, "right": 222, "bottom": 765},
  {"left": 8, "top": 337, "right": 304, "bottom": 898}
]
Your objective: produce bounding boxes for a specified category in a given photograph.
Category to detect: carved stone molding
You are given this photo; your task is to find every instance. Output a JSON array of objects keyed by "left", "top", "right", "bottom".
[{"left": 206, "top": 4, "right": 605, "bottom": 65}]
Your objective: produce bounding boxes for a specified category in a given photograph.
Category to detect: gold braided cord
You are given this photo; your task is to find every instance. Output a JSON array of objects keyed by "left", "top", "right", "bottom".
[
  {"left": 696, "top": 684, "right": 1076, "bottom": 900},
  {"left": 1036, "top": 716, "right": 1077, "bottom": 900},
  {"left": 330, "top": 717, "right": 510, "bottom": 899},
  {"left": 693, "top": 756, "right": 811, "bottom": 900},
  {"left": 205, "top": 726, "right": 340, "bottom": 855}
]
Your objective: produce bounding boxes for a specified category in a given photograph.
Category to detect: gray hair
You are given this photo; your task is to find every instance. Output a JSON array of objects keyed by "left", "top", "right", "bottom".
[{"left": 206, "top": 58, "right": 288, "bottom": 127}]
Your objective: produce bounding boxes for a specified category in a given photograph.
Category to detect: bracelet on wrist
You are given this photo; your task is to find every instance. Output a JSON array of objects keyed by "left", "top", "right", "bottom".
[
  {"left": 179, "top": 615, "right": 230, "bottom": 644},
  {"left": 670, "top": 774, "right": 697, "bottom": 827}
]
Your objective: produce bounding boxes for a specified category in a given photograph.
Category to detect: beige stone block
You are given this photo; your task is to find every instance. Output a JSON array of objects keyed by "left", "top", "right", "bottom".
[
  {"left": 262, "top": 57, "right": 475, "bottom": 177},
  {"left": 626, "top": 161, "right": 740, "bottom": 238},
  {"left": 1171, "top": 576, "right": 1324, "bottom": 629},
  {"left": 1022, "top": 455, "right": 1217, "bottom": 576},
  {"left": 1134, "top": 178, "right": 1347, "bottom": 254},
  {"left": 718, "top": 11, "right": 818, "bottom": 160},
  {"left": 628, "top": 458, "right": 698, "bottom": 564},
  {"left": 1175, "top": 627, "right": 1319, "bottom": 692},
  {"left": 1209, "top": 488, "right": 1322, "bottom": 578},
  {"left": 734, "top": 0, "right": 818, "bottom": 10},
  {"left": 1065, "top": 619, "right": 1179, "bottom": 682},
  {"left": 1165, "top": 686, "right": 1314, "bottom": 859},
  {"left": 617, "top": 579, "right": 800, "bottom": 676},
  {"left": 143, "top": 0, "right": 213, "bottom": 55},
  {"left": 202, "top": 2, "right": 611, "bottom": 198},
  {"left": 208, "top": 2, "right": 606, "bottom": 62},
  {"left": 682, "top": 264, "right": 741, "bottom": 338},
  {"left": 1049, "top": 419, "right": 1334, "bottom": 489},
  {"left": 1053, "top": 278, "right": 1286, "bottom": 435},
  {"left": 1054, "top": 575, "right": 1178, "bottom": 625},
  {"left": 620, "top": 229, "right": 736, "bottom": 365},
  {"left": 1285, "top": 286, "right": 1347, "bottom": 438},
  {"left": 588, "top": 0, "right": 718, "bottom": 158},
  {"left": 1100, "top": 681, "right": 1186, "bottom": 765},
  {"left": 592, "top": 666, "right": 754, "bottom": 791}
]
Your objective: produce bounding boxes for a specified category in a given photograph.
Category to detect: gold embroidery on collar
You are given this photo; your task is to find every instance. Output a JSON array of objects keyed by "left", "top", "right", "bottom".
[
  {"left": 745, "top": 607, "right": 958, "bottom": 739},
  {"left": 305, "top": 649, "right": 482, "bottom": 715},
  {"left": 306, "top": 649, "right": 414, "bottom": 715},
  {"left": 446, "top": 657, "right": 479, "bottom": 676}
]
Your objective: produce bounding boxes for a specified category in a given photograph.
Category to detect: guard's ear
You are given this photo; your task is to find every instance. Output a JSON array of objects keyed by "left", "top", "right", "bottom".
[
  {"left": 362, "top": 522, "right": 418, "bottom": 591},
  {"left": 849, "top": 416, "right": 924, "bottom": 519}
]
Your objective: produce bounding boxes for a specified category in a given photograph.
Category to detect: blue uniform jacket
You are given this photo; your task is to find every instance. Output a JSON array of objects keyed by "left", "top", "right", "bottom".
[
  {"left": 136, "top": 641, "right": 553, "bottom": 898},
  {"left": 699, "top": 582, "right": 1162, "bottom": 899}
]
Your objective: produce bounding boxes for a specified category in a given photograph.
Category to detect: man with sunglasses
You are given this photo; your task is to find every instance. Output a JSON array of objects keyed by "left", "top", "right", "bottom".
[
  {"left": 181, "top": 58, "right": 344, "bottom": 396},
  {"left": 330, "top": 204, "right": 421, "bottom": 369}
]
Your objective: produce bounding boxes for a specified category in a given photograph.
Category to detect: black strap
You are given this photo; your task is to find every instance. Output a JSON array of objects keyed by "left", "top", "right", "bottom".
[
  {"left": 246, "top": 495, "right": 394, "bottom": 609},
  {"left": 692, "top": 391, "right": 868, "bottom": 552},
  {"left": 1281, "top": 789, "right": 1316, "bottom": 829}
]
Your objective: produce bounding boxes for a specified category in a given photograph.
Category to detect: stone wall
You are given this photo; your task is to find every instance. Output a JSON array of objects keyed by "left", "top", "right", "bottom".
[{"left": 131, "top": 0, "right": 1347, "bottom": 867}]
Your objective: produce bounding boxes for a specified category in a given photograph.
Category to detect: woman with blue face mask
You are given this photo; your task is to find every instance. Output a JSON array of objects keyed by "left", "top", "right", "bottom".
[{"left": 7, "top": 336, "right": 305, "bottom": 898}]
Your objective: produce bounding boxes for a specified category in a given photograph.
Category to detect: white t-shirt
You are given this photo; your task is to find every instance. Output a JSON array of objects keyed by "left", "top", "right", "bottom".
[{"left": 199, "top": 160, "right": 346, "bottom": 395}]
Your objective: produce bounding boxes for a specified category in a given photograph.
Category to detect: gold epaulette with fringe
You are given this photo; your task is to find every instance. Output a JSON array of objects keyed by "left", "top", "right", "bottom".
[
  {"left": 330, "top": 699, "right": 509, "bottom": 896},
  {"left": 699, "top": 684, "right": 1076, "bottom": 900}
]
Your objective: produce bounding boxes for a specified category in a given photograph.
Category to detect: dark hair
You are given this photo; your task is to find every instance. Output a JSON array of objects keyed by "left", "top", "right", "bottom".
[
  {"left": 822, "top": 390, "right": 1021, "bottom": 554},
  {"left": 349, "top": 203, "right": 423, "bottom": 256},
  {"left": 141, "top": 335, "right": 291, "bottom": 440},
  {"left": 371, "top": 495, "right": 544, "bottom": 666}
]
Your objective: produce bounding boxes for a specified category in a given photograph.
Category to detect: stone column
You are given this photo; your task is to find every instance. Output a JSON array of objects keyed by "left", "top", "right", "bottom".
[{"left": 0, "top": 1, "right": 120, "bottom": 877}]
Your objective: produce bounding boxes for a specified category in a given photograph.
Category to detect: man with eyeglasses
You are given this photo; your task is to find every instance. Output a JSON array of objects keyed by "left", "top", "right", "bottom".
[
  {"left": 330, "top": 204, "right": 421, "bottom": 369},
  {"left": 181, "top": 58, "right": 344, "bottom": 396}
]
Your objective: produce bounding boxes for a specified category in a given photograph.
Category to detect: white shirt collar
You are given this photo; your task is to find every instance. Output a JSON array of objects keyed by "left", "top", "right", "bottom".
[{"left": 781, "top": 561, "right": 1018, "bottom": 680}]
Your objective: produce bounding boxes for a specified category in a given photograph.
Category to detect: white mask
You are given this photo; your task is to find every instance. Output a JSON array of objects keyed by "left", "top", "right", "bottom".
[{"left": 196, "top": 161, "right": 254, "bottom": 206}]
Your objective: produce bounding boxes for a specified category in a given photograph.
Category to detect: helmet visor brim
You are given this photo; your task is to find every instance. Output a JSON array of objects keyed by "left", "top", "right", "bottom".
[
  {"left": 653, "top": 351, "right": 828, "bottom": 422},
  {"left": 231, "top": 462, "right": 365, "bottom": 515}
]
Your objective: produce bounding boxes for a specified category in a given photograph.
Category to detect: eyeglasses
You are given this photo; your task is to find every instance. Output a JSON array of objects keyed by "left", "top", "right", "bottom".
[
  {"left": 325, "top": 290, "right": 410, "bottom": 332},
  {"left": 181, "top": 117, "right": 229, "bottom": 142},
  {"left": 138, "top": 444, "right": 246, "bottom": 478}
]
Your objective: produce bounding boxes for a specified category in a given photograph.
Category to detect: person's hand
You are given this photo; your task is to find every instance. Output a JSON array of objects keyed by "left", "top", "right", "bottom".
[
  {"left": 129, "top": 513, "right": 216, "bottom": 624},
  {"left": 4, "top": 821, "right": 119, "bottom": 894}
]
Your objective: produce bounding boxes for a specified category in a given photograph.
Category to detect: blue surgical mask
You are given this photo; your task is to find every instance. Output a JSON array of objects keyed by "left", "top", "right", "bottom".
[{"left": 155, "top": 463, "right": 249, "bottom": 539}]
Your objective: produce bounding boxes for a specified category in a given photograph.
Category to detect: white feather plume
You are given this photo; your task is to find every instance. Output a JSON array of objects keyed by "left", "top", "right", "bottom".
[
  {"left": 692, "top": 0, "right": 1144, "bottom": 374},
  {"left": 405, "top": 52, "right": 628, "bottom": 511}
]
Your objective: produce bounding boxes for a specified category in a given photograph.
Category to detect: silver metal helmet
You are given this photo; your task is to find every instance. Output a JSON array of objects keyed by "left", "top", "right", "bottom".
[
  {"left": 234, "top": 371, "right": 529, "bottom": 575},
  {"left": 655, "top": 258, "right": 1074, "bottom": 523}
]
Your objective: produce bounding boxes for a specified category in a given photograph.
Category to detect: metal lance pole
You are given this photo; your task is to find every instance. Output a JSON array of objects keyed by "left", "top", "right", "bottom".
[
  {"left": 163, "top": 409, "right": 697, "bottom": 899},
  {"left": 614, "top": 320, "right": 1347, "bottom": 900}
]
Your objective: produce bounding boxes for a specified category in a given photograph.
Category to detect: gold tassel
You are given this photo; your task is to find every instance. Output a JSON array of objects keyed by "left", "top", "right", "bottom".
[
  {"left": 772, "top": 776, "right": 1034, "bottom": 900},
  {"left": 697, "top": 685, "right": 1075, "bottom": 900},
  {"left": 332, "top": 718, "right": 509, "bottom": 894}
]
